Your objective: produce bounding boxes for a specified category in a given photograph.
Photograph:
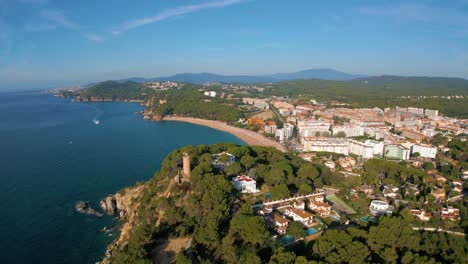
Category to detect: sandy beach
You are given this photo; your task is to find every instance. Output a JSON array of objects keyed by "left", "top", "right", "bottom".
[{"left": 163, "top": 116, "right": 288, "bottom": 152}]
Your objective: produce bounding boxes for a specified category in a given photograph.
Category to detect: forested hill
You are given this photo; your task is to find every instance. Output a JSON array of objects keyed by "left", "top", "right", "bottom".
[
  {"left": 78, "top": 80, "right": 146, "bottom": 101},
  {"left": 269, "top": 76, "right": 468, "bottom": 97},
  {"left": 105, "top": 143, "right": 467, "bottom": 264},
  {"left": 268, "top": 76, "right": 468, "bottom": 118},
  {"left": 350, "top": 75, "right": 468, "bottom": 95}
]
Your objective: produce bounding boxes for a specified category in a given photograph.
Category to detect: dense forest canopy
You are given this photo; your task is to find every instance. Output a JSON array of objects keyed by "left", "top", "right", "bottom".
[
  {"left": 148, "top": 85, "right": 243, "bottom": 122},
  {"left": 109, "top": 144, "right": 468, "bottom": 264},
  {"left": 79, "top": 80, "right": 147, "bottom": 100}
]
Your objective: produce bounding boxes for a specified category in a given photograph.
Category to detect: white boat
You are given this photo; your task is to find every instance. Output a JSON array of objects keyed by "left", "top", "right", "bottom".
[{"left": 93, "top": 119, "right": 100, "bottom": 125}]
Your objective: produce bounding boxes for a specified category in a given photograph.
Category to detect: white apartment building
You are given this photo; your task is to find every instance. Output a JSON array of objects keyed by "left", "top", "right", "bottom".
[
  {"left": 384, "top": 144, "right": 411, "bottom": 160},
  {"left": 407, "top": 107, "right": 425, "bottom": 115},
  {"left": 365, "top": 140, "right": 385, "bottom": 156},
  {"left": 424, "top": 109, "right": 439, "bottom": 117},
  {"left": 302, "top": 138, "right": 349, "bottom": 155},
  {"left": 411, "top": 144, "right": 437, "bottom": 159},
  {"left": 276, "top": 129, "right": 285, "bottom": 141},
  {"left": 284, "top": 123, "right": 295, "bottom": 138},
  {"left": 275, "top": 123, "right": 294, "bottom": 141},
  {"left": 297, "top": 120, "right": 331, "bottom": 137},
  {"left": 332, "top": 125, "right": 364, "bottom": 137},
  {"left": 348, "top": 140, "right": 374, "bottom": 159},
  {"left": 264, "top": 124, "right": 277, "bottom": 134}
]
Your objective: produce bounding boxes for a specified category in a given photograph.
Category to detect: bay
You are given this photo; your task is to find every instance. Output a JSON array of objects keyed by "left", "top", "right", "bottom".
[{"left": 0, "top": 93, "right": 244, "bottom": 264}]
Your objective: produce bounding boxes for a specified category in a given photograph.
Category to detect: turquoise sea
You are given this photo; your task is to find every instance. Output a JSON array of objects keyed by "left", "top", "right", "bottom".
[{"left": 0, "top": 93, "right": 244, "bottom": 263}]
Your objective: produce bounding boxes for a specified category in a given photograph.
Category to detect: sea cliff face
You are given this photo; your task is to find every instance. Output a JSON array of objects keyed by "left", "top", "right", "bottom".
[
  {"left": 142, "top": 108, "right": 163, "bottom": 121},
  {"left": 99, "top": 184, "right": 146, "bottom": 264}
]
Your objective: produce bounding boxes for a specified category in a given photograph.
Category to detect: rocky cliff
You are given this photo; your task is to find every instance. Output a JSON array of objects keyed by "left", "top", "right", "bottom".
[{"left": 99, "top": 184, "right": 146, "bottom": 264}]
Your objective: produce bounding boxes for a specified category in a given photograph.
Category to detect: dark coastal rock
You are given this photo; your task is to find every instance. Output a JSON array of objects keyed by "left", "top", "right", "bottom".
[{"left": 75, "top": 201, "right": 103, "bottom": 217}]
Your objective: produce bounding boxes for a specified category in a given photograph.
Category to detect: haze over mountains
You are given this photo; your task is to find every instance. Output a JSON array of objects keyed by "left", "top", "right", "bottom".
[{"left": 118, "top": 68, "right": 367, "bottom": 84}]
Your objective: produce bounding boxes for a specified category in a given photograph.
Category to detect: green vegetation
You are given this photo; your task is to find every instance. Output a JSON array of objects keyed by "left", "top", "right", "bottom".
[
  {"left": 148, "top": 85, "right": 242, "bottom": 122},
  {"left": 79, "top": 81, "right": 147, "bottom": 100},
  {"left": 312, "top": 217, "right": 467, "bottom": 264},
  {"left": 266, "top": 77, "right": 468, "bottom": 118},
  {"left": 106, "top": 144, "right": 466, "bottom": 263}
]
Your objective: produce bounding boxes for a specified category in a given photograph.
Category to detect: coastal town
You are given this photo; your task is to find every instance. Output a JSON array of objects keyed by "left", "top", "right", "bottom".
[
  {"left": 57, "top": 79, "right": 467, "bottom": 263},
  {"left": 188, "top": 86, "right": 467, "bottom": 241}
]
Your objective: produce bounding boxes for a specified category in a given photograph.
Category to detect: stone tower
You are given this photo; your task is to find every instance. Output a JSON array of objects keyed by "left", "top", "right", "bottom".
[{"left": 182, "top": 153, "right": 191, "bottom": 178}]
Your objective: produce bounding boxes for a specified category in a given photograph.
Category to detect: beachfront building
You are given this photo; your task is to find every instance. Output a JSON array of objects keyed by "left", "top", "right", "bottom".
[
  {"left": 384, "top": 145, "right": 410, "bottom": 160},
  {"left": 284, "top": 208, "right": 316, "bottom": 227},
  {"left": 411, "top": 144, "right": 437, "bottom": 159},
  {"left": 232, "top": 175, "right": 258, "bottom": 193},
  {"left": 276, "top": 123, "right": 294, "bottom": 141},
  {"left": 369, "top": 200, "right": 393, "bottom": 216}
]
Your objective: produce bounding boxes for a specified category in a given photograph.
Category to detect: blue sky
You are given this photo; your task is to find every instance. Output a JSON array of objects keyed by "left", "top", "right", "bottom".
[{"left": 1, "top": 0, "right": 468, "bottom": 90}]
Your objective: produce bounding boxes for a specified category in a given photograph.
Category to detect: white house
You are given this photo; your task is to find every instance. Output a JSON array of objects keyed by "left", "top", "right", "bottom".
[
  {"left": 309, "top": 199, "right": 332, "bottom": 217},
  {"left": 232, "top": 175, "right": 258, "bottom": 193},
  {"left": 284, "top": 208, "right": 316, "bottom": 227},
  {"left": 212, "top": 152, "right": 236, "bottom": 168},
  {"left": 369, "top": 200, "right": 393, "bottom": 216},
  {"left": 272, "top": 213, "right": 289, "bottom": 234}
]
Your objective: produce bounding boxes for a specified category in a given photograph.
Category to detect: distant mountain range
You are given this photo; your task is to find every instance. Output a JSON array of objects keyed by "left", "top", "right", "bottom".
[{"left": 115, "top": 68, "right": 367, "bottom": 84}]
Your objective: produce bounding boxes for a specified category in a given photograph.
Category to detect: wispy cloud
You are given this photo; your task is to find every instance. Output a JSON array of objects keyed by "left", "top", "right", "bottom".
[
  {"left": 38, "top": 8, "right": 105, "bottom": 42},
  {"left": 40, "top": 9, "right": 79, "bottom": 29},
  {"left": 112, "top": 0, "right": 250, "bottom": 35}
]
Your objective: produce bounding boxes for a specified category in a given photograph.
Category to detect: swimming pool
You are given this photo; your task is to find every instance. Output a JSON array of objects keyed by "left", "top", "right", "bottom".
[
  {"left": 306, "top": 228, "right": 318, "bottom": 235},
  {"left": 280, "top": 235, "right": 295, "bottom": 244}
]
